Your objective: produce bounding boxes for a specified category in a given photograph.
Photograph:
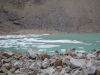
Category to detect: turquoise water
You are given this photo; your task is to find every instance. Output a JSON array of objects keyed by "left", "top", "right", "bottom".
[{"left": 0, "top": 34, "right": 100, "bottom": 52}]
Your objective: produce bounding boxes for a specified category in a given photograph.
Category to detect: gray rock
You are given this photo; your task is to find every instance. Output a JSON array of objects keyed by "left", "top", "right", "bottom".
[
  {"left": 13, "top": 21, "right": 20, "bottom": 25},
  {"left": 22, "top": 62, "right": 29, "bottom": 68},
  {"left": 70, "top": 58, "right": 86, "bottom": 68},
  {"left": 9, "top": 68, "right": 16, "bottom": 73},
  {"left": 87, "top": 66, "right": 96, "bottom": 75},
  {"left": 44, "top": 67, "right": 55, "bottom": 75},
  {"left": 20, "top": 68, "right": 29, "bottom": 73},
  {"left": 60, "top": 67, "right": 70, "bottom": 75},
  {"left": 29, "top": 63, "right": 39, "bottom": 70},
  {"left": 1, "top": 67, "right": 8, "bottom": 73},
  {"left": 28, "top": 49, "right": 38, "bottom": 59},
  {"left": 71, "top": 69, "right": 82, "bottom": 75},
  {"left": 3, "top": 51, "right": 14, "bottom": 58},
  {"left": 14, "top": 61, "right": 23, "bottom": 67}
]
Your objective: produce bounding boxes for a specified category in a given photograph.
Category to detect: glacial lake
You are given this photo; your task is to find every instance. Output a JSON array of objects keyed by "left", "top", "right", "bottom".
[{"left": 0, "top": 34, "right": 100, "bottom": 52}]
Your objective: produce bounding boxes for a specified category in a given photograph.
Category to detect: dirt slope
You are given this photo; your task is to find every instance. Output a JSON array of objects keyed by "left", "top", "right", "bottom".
[{"left": 0, "top": 0, "right": 100, "bottom": 34}]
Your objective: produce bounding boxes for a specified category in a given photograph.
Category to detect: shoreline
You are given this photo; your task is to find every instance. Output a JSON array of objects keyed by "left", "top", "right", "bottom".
[
  {"left": 0, "top": 29, "right": 100, "bottom": 35},
  {"left": 0, "top": 48, "right": 100, "bottom": 75}
]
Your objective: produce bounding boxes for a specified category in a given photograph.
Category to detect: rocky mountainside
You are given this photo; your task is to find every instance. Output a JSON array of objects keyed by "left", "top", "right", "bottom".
[{"left": 0, "top": 0, "right": 100, "bottom": 34}]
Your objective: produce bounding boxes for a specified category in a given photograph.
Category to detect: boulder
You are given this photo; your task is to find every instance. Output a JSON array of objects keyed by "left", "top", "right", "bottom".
[
  {"left": 1, "top": 67, "right": 8, "bottom": 73},
  {"left": 86, "top": 60, "right": 96, "bottom": 75},
  {"left": 14, "top": 61, "right": 23, "bottom": 68},
  {"left": 15, "top": 69, "right": 20, "bottom": 74},
  {"left": 87, "top": 53, "right": 96, "bottom": 59},
  {"left": 87, "top": 66, "right": 96, "bottom": 75},
  {"left": 2, "top": 59, "right": 10, "bottom": 63},
  {"left": 13, "top": 53, "right": 22, "bottom": 59},
  {"left": 71, "top": 69, "right": 82, "bottom": 75},
  {"left": 28, "top": 49, "right": 38, "bottom": 59},
  {"left": 40, "top": 52, "right": 50, "bottom": 60},
  {"left": 54, "top": 59, "right": 62, "bottom": 67},
  {"left": 9, "top": 68, "right": 16, "bottom": 73},
  {"left": 29, "top": 63, "right": 39, "bottom": 70},
  {"left": 70, "top": 58, "right": 86, "bottom": 68},
  {"left": 60, "top": 67, "right": 70, "bottom": 75},
  {"left": 20, "top": 68, "right": 29, "bottom": 73},
  {"left": 62, "top": 58, "right": 70, "bottom": 66},
  {"left": 44, "top": 67, "right": 55, "bottom": 75},
  {"left": 3, "top": 51, "right": 14, "bottom": 58},
  {"left": 42, "top": 60, "right": 50, "bottom": 69}
]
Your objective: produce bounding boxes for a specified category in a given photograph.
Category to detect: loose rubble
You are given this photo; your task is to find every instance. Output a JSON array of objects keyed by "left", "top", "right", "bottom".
[{"left": 0, "top": 48, "right": 100, "bottom": 75}]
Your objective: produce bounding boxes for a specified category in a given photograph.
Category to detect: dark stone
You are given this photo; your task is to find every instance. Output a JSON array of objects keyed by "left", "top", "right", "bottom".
[{"left": 13, "top": 21, "right": 20, "bottom": 25}]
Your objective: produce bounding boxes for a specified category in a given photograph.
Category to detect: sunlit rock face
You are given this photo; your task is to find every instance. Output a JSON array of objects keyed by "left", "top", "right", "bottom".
[{"left": 0, "top": 0, "right": 100, "bottom": 33}]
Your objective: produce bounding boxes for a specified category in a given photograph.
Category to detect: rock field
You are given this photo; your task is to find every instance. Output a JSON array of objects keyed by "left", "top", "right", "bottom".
[{"left": 0, "top": 48, "right": 100, "bottom": 75}]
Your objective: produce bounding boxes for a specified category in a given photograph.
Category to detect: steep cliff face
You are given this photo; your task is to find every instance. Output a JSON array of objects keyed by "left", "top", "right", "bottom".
[{"left": 0, "top": 0, "right": 100, "bottom": 34}]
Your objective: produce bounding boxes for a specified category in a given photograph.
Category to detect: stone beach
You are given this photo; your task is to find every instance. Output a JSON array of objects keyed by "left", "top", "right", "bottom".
[{"left": 0, "top": 48, "right": 100, "bottom": 75}]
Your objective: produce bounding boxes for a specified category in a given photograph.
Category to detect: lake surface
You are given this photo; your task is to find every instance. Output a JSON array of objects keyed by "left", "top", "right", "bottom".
[{"left": 0, "top": 34, "right": 100, "bottom": 52}]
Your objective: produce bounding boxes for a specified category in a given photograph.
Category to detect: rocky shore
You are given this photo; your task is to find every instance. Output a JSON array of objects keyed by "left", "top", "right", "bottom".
[{"left": 0, "top": 48, "right": 100, "bottom": 75}]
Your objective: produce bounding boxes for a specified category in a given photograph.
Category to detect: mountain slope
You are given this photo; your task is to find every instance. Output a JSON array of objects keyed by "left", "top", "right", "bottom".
[{"left": 0, "top": 0, "right": 100, "bottom": 34}]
